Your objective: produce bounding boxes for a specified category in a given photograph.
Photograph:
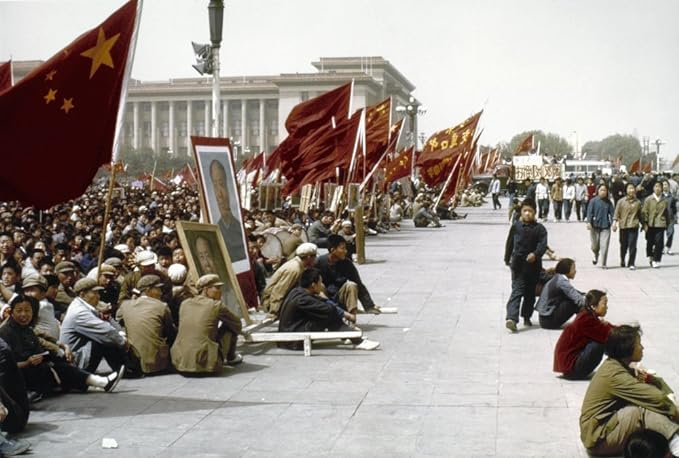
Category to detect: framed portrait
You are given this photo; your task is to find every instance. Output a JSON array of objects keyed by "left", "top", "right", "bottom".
[
  {"left": 191, "top": 137, "right": 250, "bottom": 275},
  {"left": 323, "top": 183, "right": 337, "bottom": 210},
  {"left": 299, "top": 184, "right": 314, "bottom": 213},
  {"left": 176, "top": 221, "right": 251, "bottom": 323},
  {"left": 346, "top": 183, "right": 360, "bottom": 210},
  {"left": 330, "top": 185, "right": 344, "bottom": 212}
]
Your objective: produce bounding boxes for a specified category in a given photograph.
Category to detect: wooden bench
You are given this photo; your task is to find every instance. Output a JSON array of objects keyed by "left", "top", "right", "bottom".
[{"left": 244, "top": 330, "right": 363, "bottom": 357}]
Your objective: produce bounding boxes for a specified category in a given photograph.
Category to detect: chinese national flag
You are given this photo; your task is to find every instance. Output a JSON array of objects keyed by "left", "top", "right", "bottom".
[
  {"left": 515, "top": 133, "right": 534, "bottom": 155},
  {"left": 0, "top": 0, "right": 138, "bottom": 209},
  {"left": 629, "top": 159, "right": 641, "bottom": 173},
  {"left": 0, "top": 61, "right": 12, "bottom": 93},
  {"left": 384, "top": 147, "right": 413, "bottom": 183},
  {"left": 416, "top": 110, "right": 483, "bottom": 167}
]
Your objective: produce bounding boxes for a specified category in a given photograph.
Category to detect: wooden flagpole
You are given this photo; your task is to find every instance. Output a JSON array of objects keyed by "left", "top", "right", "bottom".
[
  {"left": 96, "top": 163, "right": 118, "bottom": 276},
  {"left": 433, "top": 155, "right": 462, "bottom": 209}
]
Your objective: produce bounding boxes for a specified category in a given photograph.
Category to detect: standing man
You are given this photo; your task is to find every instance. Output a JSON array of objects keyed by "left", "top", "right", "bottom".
[
  {"left": 171, "top": 274, "right": 243, "bottom": 374},
  {"left": 116, "top": 275, "right": 176, "bottom": 375},
  {"left": 506, "top": 178, "right": 517, "bottom": 207},
  {"left": 535, "top": 178, "right": 550, "bottom": 221},
  {"left": 662, "top": 181, "right": 676, "bottom": 255},
  {"left": 504, "top": 198, "right": 548, "bottom": 332},
  {"left": 490, "top": 174, "right": 502, "bottom": 210},
  {"left": 563, "top": 178, "right": 575, "bottom": 222},
  {"left": 641, "top": 181, "right": 669, "bottom": 268},
  {"left": 551, "top": 177, "right": 564, "bottom": 222},
  {"left": 574, "top": 177, "right": 587, "bottom": 222},
  {"left": 612, "top": 183, "right": 642, "bottom": 270},
  {"left": 586, "top": 185, "right": 615, "bottom": 269}
]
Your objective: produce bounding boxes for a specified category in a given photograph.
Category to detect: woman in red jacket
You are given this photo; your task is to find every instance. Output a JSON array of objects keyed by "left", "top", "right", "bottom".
[{"left": 553, "top": 289, "right": 614, "bottom": 380}]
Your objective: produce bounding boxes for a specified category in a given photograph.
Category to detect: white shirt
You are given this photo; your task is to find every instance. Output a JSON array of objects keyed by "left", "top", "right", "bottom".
[
  {"left": 564, "top": 185, "right": 576, "bottom": 200},
  {"left": 490, "top": 179, "right": 501, "bottom": 194},
  {"left": 536, "top": 183, "right": 549, "bottom": 199}
]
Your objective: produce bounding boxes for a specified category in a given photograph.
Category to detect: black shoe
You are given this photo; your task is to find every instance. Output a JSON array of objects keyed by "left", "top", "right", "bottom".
[
  {"left": 505, "top": 319, "right": 518, "bottom": 333},
  {"left": 620, "top": 261, "right": 626, "bottom": 268},
  {"left": 523, "top": 318, "right": 533, "bottom": 327},
  {"left": 105, "top": 365, "right": 125, "bottom": 393},
  {"left": 27, "top": 391, "right": 42, "bottom": 404}
]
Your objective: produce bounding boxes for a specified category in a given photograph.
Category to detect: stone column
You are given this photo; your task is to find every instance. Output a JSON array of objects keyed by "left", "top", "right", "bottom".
[
  {"left": 132, "top": 101, "right": 139, "bottom": 150},
  {"left": 241, "top": 99, "right": 247, "bottom": 151},
  {"left": 259, "top": 98, "right": 266, "bottom": 153},
  {"left": 150, "top": 101, "right": 157, "bottom": 153},
  {"left": 168, "top": 101, "right": 175, "bottom": 155},
  {"left": 227, "top": 100, "right": 229, "bottom": 138},
  {"left": 186, "top": 100, "right": 192, "bottom": 152},
  {"left": 204, "top": 101, "right": 210, "bottom": 136}
]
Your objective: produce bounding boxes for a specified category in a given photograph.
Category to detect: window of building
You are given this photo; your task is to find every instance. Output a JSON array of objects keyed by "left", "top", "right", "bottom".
[
  {"left": 300, "top": 91, "right": 309, "bottom": 101},
  {"left": 161, "top": 122, "right": 169, "bottom": 137}
]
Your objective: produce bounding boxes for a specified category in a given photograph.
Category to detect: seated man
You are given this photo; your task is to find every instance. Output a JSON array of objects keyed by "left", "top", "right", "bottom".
[
  {"left": 308, "top": 212, "right": 341, "bottom": 248},
  {"left": 536, "top": 258, "right": 586, "bottom": 329},
  {"left": 260, "top": 243, "right": 318, "bottom": 316},
  {"left": 116, "top": 275, "right": 176, "bottom": 375},
  {"left": 59, "top": 278, "right": 128, "bottom": 374},
  {"left": 171, "top": 274, "right": 243, "bottom": 375},
  {"left": 53, "top": 261, "right": 78, "bottom": 318},
  {"left": 580, "top": 325, "right": 679, "bottom": 456},
  {"left": 278, "top": 268, "right": 379, "bottom": 351},
  {"left": 413, "top": 201, "right": 442, "bottom": 228},
  {"left": 315, "top": 235, "right": 381, "bottom": 315}
]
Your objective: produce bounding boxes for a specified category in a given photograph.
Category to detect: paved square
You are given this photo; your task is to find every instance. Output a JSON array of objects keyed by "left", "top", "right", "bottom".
[{"left": 20, "top": 201, "right": 679, "bottom": 457}]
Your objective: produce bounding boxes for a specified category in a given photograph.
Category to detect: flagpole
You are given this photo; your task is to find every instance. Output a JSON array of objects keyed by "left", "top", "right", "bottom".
[
  {"left": 112, "top": 0, "right": 143, "bottom": 162},
  {"left": 96, "top": 164, "right": 118, "bottom": 276},
  {"left": 433, "top": 155, "right": 461, "bottom": 209}
]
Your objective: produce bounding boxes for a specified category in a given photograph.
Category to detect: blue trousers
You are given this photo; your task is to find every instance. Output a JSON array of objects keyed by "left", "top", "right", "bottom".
[
  {"left": 564, "top": 341, "right": 605, "bottom": 380},
  {"left": 506, "top": 265, "right": 539, "bottom": 322}
]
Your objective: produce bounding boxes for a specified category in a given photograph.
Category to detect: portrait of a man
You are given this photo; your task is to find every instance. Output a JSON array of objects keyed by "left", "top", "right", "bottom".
[
  {"left": 176, "top": 221, "right": 249, "bottom": 320},
  {"left": 193, "top": 140, "right": 249, "bottom": 274}
]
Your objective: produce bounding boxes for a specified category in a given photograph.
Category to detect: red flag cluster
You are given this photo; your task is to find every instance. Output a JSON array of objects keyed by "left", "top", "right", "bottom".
[
  {"left": 0, "top": 60, "right": 12, "bottom": 93},
  {"left": 0, "top": 0, "right": 139, "bottom": 208}
]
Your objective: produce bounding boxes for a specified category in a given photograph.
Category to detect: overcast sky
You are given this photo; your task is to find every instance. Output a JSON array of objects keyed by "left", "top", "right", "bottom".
[{"left": 2, "top": 0, "right": 678, "bottom": 162}]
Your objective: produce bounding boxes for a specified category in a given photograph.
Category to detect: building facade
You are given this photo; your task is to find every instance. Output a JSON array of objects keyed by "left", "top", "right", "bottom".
[{"left": 13, "top": 57, "right": 418, "bottom": 161}]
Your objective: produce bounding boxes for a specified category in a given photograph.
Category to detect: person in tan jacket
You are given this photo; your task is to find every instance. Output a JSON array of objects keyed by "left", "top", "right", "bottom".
[
  {"left": 171, "top": 274, "right": 243, "bottom": 374},
  {"left": 260, "top": 243, "right": 318, "bottom": 316},
  {"left": 641, "top": 181, "right": 670, "bottom": 268},
  {"left": 580, "top": 325, "right": 679, "bottom": 456},
  {"left": 612, "top": 183, "right": 642, "bottom": 269},
  {"left": 116, "top": 275, "right": 176, "bottom": 375}
]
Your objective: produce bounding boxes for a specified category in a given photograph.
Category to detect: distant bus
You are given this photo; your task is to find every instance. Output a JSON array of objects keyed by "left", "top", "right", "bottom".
[{"left": 563, "top": 160, "right": 613, "bottom": 178}]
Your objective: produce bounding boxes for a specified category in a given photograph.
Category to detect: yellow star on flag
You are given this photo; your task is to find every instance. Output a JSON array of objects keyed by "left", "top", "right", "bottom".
[
  {"left": 80, "top": 27, "right": 120, "bottom": 79},
  {"left": 45, "top": 70, "right": 57, "bottom": 81},
  {"left": 44, "top": 88, "right": 58, "bottom": 104},
  {"left": 61, "top": 98, "right": 75, "bottom": 114}
]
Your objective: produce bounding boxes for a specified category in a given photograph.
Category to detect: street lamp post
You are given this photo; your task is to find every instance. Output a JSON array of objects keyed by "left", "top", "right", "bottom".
[
  {"left": 395, "top": 96, "right": 426, "bottom": 180},
  {"left": 192, "top": 1, "right": 224, "bottom": 138},
  {"left": 654, "top": 138, "right": 664, "bottom": 172},
  {"left": 208, "top": 0, "right": 223, "bottom": 138}
]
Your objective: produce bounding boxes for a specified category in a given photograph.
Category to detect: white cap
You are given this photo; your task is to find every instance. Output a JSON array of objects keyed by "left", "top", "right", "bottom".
[
  {"left": 295, "top": 242, "right": 318, "bottom": 257},
  {"left": 167, "top": 263, "right": 187, "bottom": 283},
  {"left": 135, "top": 250, "right": 157, "bottom": 266}
]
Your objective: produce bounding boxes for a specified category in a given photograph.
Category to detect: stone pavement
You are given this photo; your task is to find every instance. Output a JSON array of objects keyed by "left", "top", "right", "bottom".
[{"left": 19, "top": 200, "right": 679, "bottom": 457}]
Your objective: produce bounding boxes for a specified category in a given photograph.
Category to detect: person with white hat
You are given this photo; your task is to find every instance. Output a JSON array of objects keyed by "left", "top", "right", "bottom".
[
  {"left": 261, "top": 243, "right": 318, "bottom": 317},
  {"left": 171, "top": 274, "right": 243, "bottom": 374}
]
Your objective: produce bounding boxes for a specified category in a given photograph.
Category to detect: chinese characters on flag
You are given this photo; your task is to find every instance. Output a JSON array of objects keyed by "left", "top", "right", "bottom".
[
  {"left": 0, "top": 0, "right": 139, "bottom": 209},
  {"left": 384, "top": 147, "right": 414, "bottom": 183}
]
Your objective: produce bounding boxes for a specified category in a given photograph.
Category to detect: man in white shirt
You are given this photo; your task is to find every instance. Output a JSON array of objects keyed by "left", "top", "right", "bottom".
[
  {"left": 535, "top": 178, "right": 550, "bottom": 220},
  {"left": 489, "top": 174, "right": 502, "bottom": 210}
]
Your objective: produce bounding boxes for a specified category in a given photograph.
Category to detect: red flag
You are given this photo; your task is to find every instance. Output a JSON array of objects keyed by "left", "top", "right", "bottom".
[
  {"left": 642, "top": 161, "right": 652, "bottom": 173},
  {"left": 0, "top": 61, "right": 12, "bottom": 93},
  {"left": 361, "top": 97, "right": 391, "bottom": 170},
  {"left": 515, "top": 134, "right": 534, "bottom": 155},
  {"left": 384, "top": 147, "right": 414, "bottom": 183},
  {"left": 273, "top": 82, "right": 353, "bottom": 174},
  {"left": 416, "top": 111, "right": 483, "bottom": 167},
  {"left": 284, "top": 82, "right": 352, "bottom": 136},
  {"left": 282, "top": 112, "right": 362, "bottom": 195},
  {"left": 0, "top": 0, "right": 139, "bottom": 209},
  {"left": 629, "top": 159, "right": 641, "bottom": 173}
]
